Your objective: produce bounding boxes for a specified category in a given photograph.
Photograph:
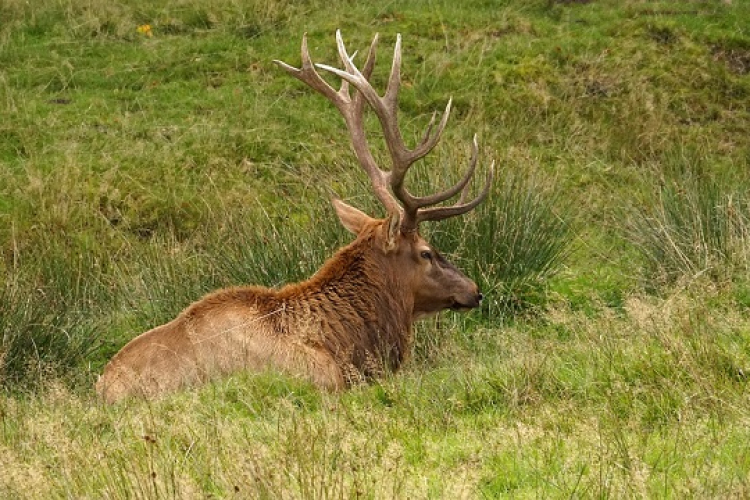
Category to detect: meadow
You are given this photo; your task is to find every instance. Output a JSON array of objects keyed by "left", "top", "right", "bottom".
[{"left": 1, "top": 0, "right": 750, "bottom": 497}]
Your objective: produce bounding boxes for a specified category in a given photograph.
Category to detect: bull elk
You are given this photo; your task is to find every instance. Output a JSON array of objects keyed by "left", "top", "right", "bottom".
[{"left": 96, "top": 31, "right": 493, "bottom": 403}]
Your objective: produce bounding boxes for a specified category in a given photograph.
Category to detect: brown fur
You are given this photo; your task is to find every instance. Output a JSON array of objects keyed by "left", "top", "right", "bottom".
[{"left": 96, "top": 208, "right": 481, "bottom": 403}]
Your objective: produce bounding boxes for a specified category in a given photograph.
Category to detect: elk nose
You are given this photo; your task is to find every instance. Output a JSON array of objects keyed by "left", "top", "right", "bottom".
[{"left": 477, "top": 292, "right": 484, "bottom": 302}]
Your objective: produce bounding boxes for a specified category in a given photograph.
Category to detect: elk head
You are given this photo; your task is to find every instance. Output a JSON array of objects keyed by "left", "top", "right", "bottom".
[{"left": 275, "top": 31, "right": 494, "bottom": 319}]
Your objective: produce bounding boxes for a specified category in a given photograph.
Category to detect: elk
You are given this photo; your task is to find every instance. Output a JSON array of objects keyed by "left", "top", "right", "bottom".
[{"left": 96, "top": 31, "right": 493, "bottom": 403}]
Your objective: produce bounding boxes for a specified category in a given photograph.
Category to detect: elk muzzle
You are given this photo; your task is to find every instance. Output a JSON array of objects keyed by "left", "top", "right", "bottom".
[{"left": 449, "top": 286, "right": 483, "bottom": 312}]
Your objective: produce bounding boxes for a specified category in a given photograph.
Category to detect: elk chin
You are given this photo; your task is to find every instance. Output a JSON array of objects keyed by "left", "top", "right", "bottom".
[
  {"left": 449, "top": 303, "right": 475, "bottom": 313},
  {"left": 412, "top": 296, "right": 481, "bottom": 321}
]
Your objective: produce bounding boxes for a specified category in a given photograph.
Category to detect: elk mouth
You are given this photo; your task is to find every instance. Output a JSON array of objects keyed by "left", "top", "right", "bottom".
[
  {"left": 448, "top": 292, "right": 484, "bottom": 312},
  {"left": 449, "top": 294, "right": 482, "bottom": 312}
]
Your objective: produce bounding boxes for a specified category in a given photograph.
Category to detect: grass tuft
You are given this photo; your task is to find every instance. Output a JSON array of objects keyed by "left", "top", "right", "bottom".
[
  {"left": 0, "top": 250, "right": 103, "bottom": 390},
  {"left": 428, "top": 166, "right": 574, "bottom": 316},
  {"left": 626, "top": 172, "right": 750, "bottom": 286}
]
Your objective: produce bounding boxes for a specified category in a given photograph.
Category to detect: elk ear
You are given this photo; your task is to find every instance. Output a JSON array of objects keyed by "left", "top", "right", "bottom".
[
  {"left": 332, "top": 198, "right": 375, "bottom": 235},
  {"left": 383, "top": 211, "right": 401, "bottom": 252}
]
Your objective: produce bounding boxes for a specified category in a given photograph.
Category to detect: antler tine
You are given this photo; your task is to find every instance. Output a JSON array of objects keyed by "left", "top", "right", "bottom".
[
  {"left": 416, "top": 160, "right": 495, "bottom": 224},
  {"left": 412, "top": 98, "right": 452, "bottom": 160},
  {"left": 334, "top": 30, "right": 375, "bottom": 78},
  {"left": 317, "top": 32, "right": 408, "bottom": 166},
  {"left": 316, "top": 33, "right": 493, "bottom": 231},
  {"left": 316, "top": 40, "right": 388, "bottom": 123},
  {"left": 360, "top": 34, "right": 378, "bottom": 81},
  {"left": 384, "top": 34, "right": 402, "bottom": 107},
  {"left": 377, "top": 32, "right": 413, "bottom": 212},
  {"left": 278, "top": 32, "right": 402, "bottom": 215},
  {"left": 279, "top": 31, "right": 493, "bottom": 230},
  {"left": 324, "top": 32, "right": 423, "bottom": 227},
  {"left": 273, "top": 33, "right": 350, "bottom": 110},
  {"left": 410, "top": 134, "right": 481, "bottom": 208},
  {"left": 344, "top": 33, "right": 376, "bottom": 121}
]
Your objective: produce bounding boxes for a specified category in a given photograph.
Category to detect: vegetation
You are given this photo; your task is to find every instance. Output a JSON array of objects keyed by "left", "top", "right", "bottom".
[
  {"left": 626, "top": 171, "right": 750, "bottom": 287},
  {"left": 1, "top": 0, "right": 749, "bottom": 497}
]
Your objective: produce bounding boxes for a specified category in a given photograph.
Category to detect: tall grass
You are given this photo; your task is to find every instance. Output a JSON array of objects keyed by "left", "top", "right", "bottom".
[
  {"left": 0, "top": 249, "right": 104, "bottom": 389},
  {"left": 424, "top": 165, "right": 573, "bottom": 316},
  {"left": 0, "top": 0, "right": 306, "bottom": 41},
  {"left": 626, "top": 172, "right": 750, "bottom": 286},
  {"left": 118, "top": 201, "right": 347, "bottom": 329},
  {"left": 0, "top": 167, "right": 571, "bottom": 389}
]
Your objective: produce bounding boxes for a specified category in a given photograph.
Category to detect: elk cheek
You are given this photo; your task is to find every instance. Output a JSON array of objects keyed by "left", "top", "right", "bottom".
[{"left": 413, "top": 288, "right": 454, "bottom": 317}]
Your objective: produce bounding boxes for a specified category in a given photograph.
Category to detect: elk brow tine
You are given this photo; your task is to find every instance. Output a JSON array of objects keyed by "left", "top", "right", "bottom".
[
  {"left": 416, "top": 161, "right": 495, "bottom": 223},
  {"left": 411, "top": 134, "right": 480, "bottom": 208}
]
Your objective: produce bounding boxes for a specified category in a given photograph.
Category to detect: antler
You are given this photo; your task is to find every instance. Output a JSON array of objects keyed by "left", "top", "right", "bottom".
[{"left": 274, "top": 30, "right": 494, "bottom": 232}]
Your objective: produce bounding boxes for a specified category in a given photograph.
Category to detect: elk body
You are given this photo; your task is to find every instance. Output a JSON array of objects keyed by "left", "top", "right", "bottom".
[{"left": 96, "top": 31, "right": 493, "bottom": 403}]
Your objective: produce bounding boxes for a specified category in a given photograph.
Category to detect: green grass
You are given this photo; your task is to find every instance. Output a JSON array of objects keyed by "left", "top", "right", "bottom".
[{"left": 2, "top": 0, "right": 750, "bottom": 497}]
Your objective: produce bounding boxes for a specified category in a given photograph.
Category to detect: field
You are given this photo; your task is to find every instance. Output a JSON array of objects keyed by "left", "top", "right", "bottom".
[{"left": 2, "top": 0, "right": 750, "bottom": 497}]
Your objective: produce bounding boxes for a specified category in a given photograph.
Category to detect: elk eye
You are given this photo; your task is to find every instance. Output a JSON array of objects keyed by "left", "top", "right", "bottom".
[{"left": 420, "top": 250, "right": 433, "bottom": 261}]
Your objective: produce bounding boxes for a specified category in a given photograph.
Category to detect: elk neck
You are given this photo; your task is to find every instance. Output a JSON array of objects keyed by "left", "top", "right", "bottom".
[
  {"left": 279, "top": 229, "right": 413, "bottom": 322},
  {"left": 274, "top": 227, "right": 415, "bottom": 373}
]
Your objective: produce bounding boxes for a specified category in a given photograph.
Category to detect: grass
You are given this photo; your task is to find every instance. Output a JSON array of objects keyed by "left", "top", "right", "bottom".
[
  {"left": 2, "top": 0, "right": 750, "bottom": 497},
  {"left": 626, "top": 171, "right": 750, "bottom": 287},
  {"left": 3, "top": 295, "right": 749, "bottom": 497}
]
